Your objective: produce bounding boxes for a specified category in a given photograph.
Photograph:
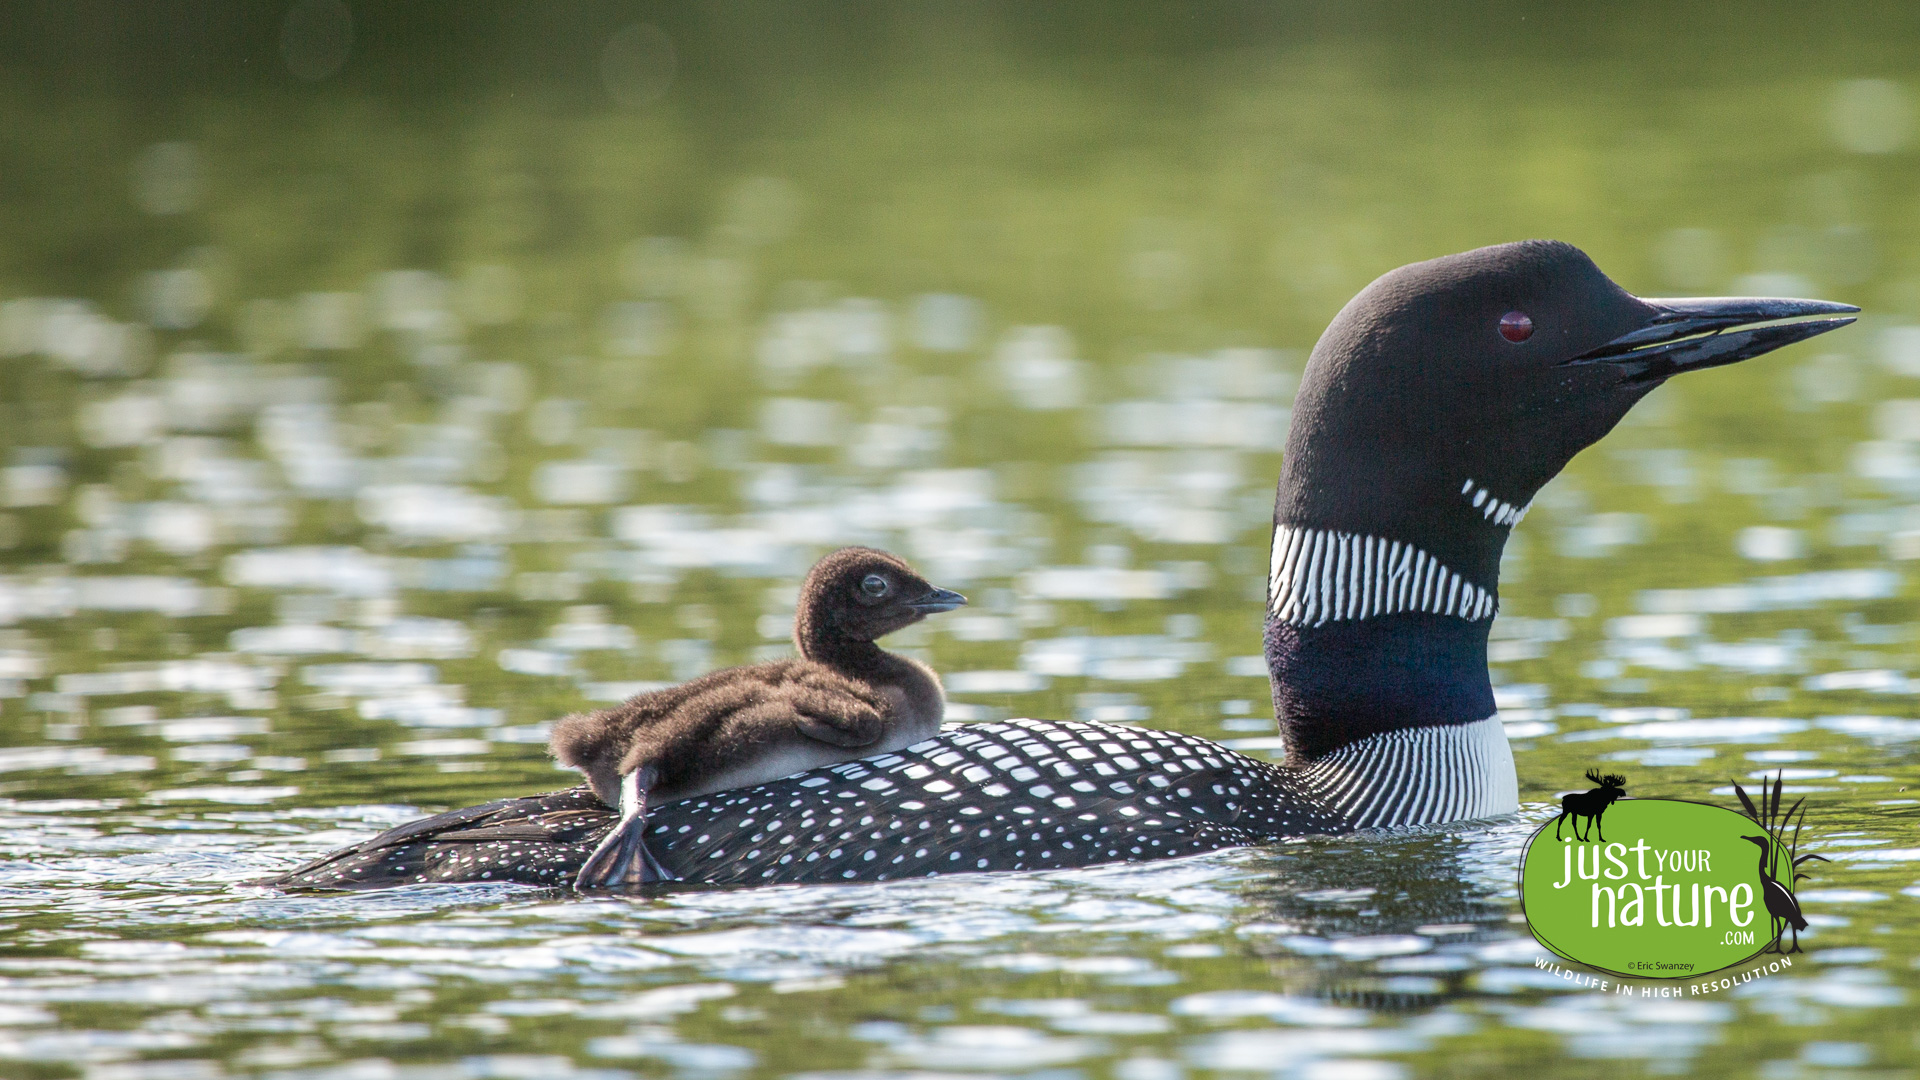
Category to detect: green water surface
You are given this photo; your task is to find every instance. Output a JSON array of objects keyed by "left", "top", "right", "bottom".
[{"left": 0, "top": 4, "right": 1916, "bottom": 1078}]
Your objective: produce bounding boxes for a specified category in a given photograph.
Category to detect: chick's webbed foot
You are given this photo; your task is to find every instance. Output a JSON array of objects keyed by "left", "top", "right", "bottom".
[{"left": 574, "top": 768, "right": 679, "bottom": 889}]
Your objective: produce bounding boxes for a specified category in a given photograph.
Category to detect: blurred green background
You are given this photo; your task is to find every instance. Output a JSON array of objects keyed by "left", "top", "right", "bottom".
[{"left": 0, "top": 3, "right": 1917, "bottom": 1078}]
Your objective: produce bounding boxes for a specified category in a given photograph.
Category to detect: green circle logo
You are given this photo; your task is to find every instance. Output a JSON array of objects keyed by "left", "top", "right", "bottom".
[{"left": 1520, "top": 782, "right": 1819, "bottom": 979}]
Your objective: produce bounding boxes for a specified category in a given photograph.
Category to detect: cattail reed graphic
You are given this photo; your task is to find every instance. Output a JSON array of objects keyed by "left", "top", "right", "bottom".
[{"left": 1733, "top": 771, "right": 1828, "bottom": 954}]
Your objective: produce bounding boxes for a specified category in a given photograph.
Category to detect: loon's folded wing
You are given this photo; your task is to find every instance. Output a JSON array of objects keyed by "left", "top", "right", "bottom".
[
  {"left": 256, "top": 787, "right": 614, "bottom": 890},
  {"left": 351, "top": 797, "right": 526, "bottom": 850},
  {"left": 427, "top": 809, "right": 613, "bottom": 844}
]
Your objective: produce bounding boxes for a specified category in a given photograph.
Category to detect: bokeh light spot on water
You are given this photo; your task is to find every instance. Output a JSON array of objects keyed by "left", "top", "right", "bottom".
[
  {"left": 601, "top": 23, "right": 677, "bottom": 108},
  {"left": 131, "top": 141, "right": 201, "bottom": 216},
  {"left": 912, "top": 293, "right": 984, "bottom": 352},
  {"left": 297, "top": 291, "right": 366, "bottom": 350},
  {"left": 1737, "top": 525, "right": 1806, "bottom": 562},
  {"left": 1829, "top": 79, "right": 1914, "bottom": 154},
  {"left": 996, "top": 326, "right": 1087, "bottom": 410},
  {"left": 143, "top": 267, "right": 212, "bottom": 331}
]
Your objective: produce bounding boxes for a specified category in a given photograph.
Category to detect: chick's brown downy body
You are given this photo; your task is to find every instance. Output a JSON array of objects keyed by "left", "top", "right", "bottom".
[{"left": 549, "top": 547, "right": 964, "bottom": 886}]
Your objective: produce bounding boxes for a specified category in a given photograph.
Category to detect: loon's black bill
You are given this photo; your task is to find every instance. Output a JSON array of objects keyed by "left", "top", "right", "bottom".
[
  {"left": 907, "top": 587, "right": 968, "bottom": 614},
  {"left": 1566, "top": 296, "right": 1858, "bottom": 383}
]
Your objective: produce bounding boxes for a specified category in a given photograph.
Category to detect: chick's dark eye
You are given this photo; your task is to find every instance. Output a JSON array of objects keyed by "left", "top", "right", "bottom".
[
  {"left": 1499, "top": 311, "right": 1534, "bottom": 343},
  {"left": 860, "top": 574, "right": 889, "bottom": 597}
]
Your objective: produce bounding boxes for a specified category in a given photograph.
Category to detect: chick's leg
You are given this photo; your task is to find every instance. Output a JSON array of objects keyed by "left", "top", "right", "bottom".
[{"left": 575, "top": 766, "right": 678, "bottom": 888}]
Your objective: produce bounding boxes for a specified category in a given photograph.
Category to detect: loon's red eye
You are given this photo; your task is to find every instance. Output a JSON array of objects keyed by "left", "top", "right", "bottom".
[{"left": 1499, "top": 311, "right": 1534, "bottom": 343}]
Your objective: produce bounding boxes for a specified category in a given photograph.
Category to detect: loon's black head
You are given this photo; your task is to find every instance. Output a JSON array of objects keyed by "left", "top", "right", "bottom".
[
  {"left": 1277, "top": 239, "right": 1856, "bottom": 585},
  {"left": 1266, "top": 240, "right": 1854, "bottom": 763},
  {"left": 797, "top": 546, "right": 967, "bottom": 647}
]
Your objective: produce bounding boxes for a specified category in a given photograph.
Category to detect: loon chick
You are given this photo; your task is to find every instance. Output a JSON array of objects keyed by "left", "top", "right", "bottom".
[
  {"left": 552, "top": 546, "right": 966, "bottom": 888},
  {"left": 263, "top": 240, "right": 1854, "bottom": 891}
]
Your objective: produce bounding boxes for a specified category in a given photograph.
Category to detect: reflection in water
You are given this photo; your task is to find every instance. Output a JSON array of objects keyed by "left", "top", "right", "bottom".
[
  {"left": 1239, "top": 832, "right": 1514, "bottom": 948},
  {"left": 0, "top": 5, "right": 1918, "bottom": 1077}
]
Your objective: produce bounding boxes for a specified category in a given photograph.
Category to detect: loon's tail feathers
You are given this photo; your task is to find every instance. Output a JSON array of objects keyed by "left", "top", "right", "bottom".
[{"left": 574, "top": 768, "right": 678, "bottom": 889}]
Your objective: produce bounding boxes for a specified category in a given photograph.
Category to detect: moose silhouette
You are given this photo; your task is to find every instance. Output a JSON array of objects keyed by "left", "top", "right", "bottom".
[{"left": 1552, "top": 769, "right": 1627, "bottom": 842}]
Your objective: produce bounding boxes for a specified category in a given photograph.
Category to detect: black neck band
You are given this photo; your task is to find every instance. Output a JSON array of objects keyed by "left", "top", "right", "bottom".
[{"left": 1264, "top": 611, "right": 1495, "bottom": 763}]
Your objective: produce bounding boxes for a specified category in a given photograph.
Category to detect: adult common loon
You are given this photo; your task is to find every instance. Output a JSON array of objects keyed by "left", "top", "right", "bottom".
[
  {"left": 552, "top": 547, "right": 966, "bottom": 887},
  {"left": 265, "top": 240, "right": 1854, "bottom": 891}
]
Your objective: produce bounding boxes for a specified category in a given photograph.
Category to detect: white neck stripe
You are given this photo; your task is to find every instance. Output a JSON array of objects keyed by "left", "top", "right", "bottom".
[
  {"left": 1461, "top": 478, "right": 1530, "bottom": 527},
  {"left": 1295, "top": 713, "right": 1518, "bottom": 827},
  {"left": 1268, "top": 524, "right": 1497, "bottom": 627}
]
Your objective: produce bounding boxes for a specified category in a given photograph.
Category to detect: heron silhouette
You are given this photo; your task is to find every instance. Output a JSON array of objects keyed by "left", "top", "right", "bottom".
[
  {"left": 1730, "top": 771, "right": 1829, "bottom": 955},
  {"left": 1741, "top": 834, "right": 1808, "bottom": 953}
]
